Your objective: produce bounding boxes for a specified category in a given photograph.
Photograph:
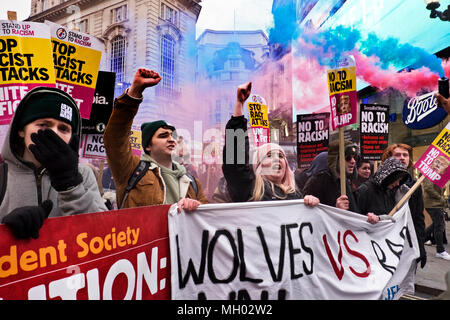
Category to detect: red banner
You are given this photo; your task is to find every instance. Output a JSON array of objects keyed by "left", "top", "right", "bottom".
[{"left": 0, "top": 205, "right": 171, "bottom": 300}]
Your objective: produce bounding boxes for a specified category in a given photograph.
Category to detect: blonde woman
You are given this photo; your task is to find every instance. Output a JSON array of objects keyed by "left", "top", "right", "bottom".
[{"left": 222, "top": 82, "right": 319, "bottom": 206}]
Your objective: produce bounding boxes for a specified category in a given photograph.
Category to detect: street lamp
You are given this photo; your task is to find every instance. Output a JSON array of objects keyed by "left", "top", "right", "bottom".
[{"left": 424, "top": 0, "right": 450, "bottom": 21}]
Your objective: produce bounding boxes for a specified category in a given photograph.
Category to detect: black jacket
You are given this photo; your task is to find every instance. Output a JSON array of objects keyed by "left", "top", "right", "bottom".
[
  {"left": 222, "top": 115, "right": 302, "bottom": 202},
  {"left": 302, "top": 140, "right": 359, "bottom": 213},
  {"left": 356, "top": 157, "right": 409, "bottom": 216},
  {"left": 356, "top": 157, "right": 427, "bottom": 265}
]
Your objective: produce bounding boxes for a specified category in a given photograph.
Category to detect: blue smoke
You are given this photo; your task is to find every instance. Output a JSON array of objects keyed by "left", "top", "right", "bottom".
[
  {"left": 360, "top": 33, "right": 445, "bottom": 77},
  {"left": 267, "top": 0, "right": 299, "bottom": 50},
  {"left": 294, "top": 24, "right": 444, "bottom": 76}
]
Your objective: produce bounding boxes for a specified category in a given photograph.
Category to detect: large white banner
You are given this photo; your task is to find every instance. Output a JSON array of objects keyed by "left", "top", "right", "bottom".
[{"left": 168, "top": 200, "right": 419, "bottom": 300}]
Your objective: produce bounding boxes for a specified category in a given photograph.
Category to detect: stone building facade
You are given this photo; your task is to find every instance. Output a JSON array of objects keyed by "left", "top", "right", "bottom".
[{"left": 28, "top": 0, "right": 201, "bottom": 126}]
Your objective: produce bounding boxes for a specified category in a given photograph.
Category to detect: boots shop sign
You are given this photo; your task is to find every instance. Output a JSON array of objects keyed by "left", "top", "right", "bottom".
[{"left": 402, "top": 91, "right": 447, "bottom": 129}]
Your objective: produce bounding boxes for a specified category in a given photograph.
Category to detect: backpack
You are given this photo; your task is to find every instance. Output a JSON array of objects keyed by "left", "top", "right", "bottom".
[{"left": 120, "top": 160, "right": 198, "bottom": 209}]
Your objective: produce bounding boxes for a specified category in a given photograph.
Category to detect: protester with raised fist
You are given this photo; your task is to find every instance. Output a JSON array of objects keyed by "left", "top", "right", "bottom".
[
  {"left": 103, "top": 68, "right": 208, "bottom": 211},
  {"left": 0, "top": 87, "right": 107, "bottom": 239},
  {"left": 222, "top": 82, "right": 319, "bottom": 206}
]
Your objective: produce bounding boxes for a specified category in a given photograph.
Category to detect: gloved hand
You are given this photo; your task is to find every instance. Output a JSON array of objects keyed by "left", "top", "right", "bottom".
[
  {"left": 417, "top": 255, "right": 427, "bottom": 269},
  {"left": 2, "top": 200, "right": 53, "bottom": 239},
  {"left": 29, "top": 129, "right": 82, "bottom": 192},
  {"left": 417, "top": 246, "right": 427, "bottom": 268}
]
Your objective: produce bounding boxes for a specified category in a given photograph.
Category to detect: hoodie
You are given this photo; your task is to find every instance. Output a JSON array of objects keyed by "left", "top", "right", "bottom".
[
  {"left": 295, "top": 151, "right": 328, "bottom": 191},
  {"left": 0, "top": 87, "right": 107, "bottom": 218},
  {"left": 356, "top": 157, "right": 409, "bottom": 215}
]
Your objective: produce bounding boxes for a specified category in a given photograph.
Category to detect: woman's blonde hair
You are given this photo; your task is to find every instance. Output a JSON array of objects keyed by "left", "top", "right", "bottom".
[{"left": 250, "top": 143, "right": 296, "bottom": 201}]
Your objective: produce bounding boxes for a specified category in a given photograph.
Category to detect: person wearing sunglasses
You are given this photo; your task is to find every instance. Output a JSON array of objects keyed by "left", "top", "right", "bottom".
[{"left": 303, "top": 140, "right": 360, "bottom": 212}]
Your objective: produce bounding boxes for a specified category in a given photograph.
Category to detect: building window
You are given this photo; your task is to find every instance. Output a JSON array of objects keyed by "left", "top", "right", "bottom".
[
  {"left": 110, "top": 35, "right": 126, "bottom": 82},
  {"left": 160, "top": 35, "right": 175, "bottom": 97},
  {"left": 230, "top": 58, "right": 240, "bottom": 69},
  {"left": 111, "top": 4, "right": 128, "bottom": 24},
  {"left": 161, "top": 3, "right": 178, "bottom": 26},
  {"left": 78, "top": 19, "right": 88, "bottom": 33},
  {"left": 220, "top": 72, "right": 230, "bottom": 81},
  {"left": 215, "top": 100, "right": 221, "bottom": 123}
]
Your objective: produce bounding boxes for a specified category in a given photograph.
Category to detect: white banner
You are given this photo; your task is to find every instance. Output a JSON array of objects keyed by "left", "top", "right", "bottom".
[{"left": 168, "top": 200, "right": 419, "bottom": 300}]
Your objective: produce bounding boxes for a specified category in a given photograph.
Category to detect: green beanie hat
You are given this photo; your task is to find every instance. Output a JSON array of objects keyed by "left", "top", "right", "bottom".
[
  {"left": 17, "top": 87, "right": 79, "bottom": 132},
  {"left": 141, "top": 120, "right": 176, "bottom": 153}
]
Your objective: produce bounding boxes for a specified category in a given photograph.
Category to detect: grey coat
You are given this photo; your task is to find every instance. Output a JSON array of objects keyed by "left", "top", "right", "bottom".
[{"left": 0, "top": 88, "right": 107, "bottom": 218}]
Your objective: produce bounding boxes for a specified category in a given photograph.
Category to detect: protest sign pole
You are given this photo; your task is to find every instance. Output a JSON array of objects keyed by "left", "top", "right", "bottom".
[
  {"left": 388, "top": 175, "right": 425, "bottom": 216},
  {"left": 339, "top": 127, "right": 346, "bottom": 195},
  {"left": 98, "top": 159, "right": 105, "bottom": 195}
]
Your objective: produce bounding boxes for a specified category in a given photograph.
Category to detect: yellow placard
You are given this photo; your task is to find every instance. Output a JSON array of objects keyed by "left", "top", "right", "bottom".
[
  {"left": 431, "top": 123, "right": 450, "bottom": 157},
  {"left": 0, "top": 36, "right": 55, "bottom": 85},
  {"left": 52, "top": 39, "right": 101, "bottom": 88},
  {"left": 248, "top": 102, "right": 269, "bottom": 128},
  {"left": 327, "top": 65, "right": 356, "bottom": 96},
  {"left": 130, "top": 129, "right": 142, "bottom": 152}
]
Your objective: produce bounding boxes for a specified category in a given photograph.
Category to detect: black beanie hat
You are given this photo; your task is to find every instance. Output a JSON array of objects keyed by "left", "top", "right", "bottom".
[
  {"left": 17, "top": 87, "right": 79, "bottom": 132},
  {"left": 141, "top": 120, "right": 175, "bottom": 153}
]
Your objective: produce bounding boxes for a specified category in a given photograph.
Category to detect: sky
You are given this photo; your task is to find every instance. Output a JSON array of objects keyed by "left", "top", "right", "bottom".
[
  {"left": 0, "top": 0, "right": 274, "bottom": 38},
  {"left": 196, "top": 0, "right": 274, "bottom": 37},
  {"left": 0, "top": 0, "right": 32, "bottom": 20}
]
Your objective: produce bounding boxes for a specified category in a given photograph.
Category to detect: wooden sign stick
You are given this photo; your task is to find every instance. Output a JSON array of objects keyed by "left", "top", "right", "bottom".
[
  {"left": 388, "top": 175, "right": 426, "bottom": 216},
  {"left": 339, "top": 127, "right": 346, "bottom": 196}
]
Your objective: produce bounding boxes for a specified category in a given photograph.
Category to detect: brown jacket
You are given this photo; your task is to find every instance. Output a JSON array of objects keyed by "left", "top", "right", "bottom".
[
  {"left": 103, "top": 90, "right": 208, "bottom": 209},
  {"left": 422, "top": 178, "right": 446, "bottom": 209}
]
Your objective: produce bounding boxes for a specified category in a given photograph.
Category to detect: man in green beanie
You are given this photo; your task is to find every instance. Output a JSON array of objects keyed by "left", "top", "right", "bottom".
[
  {"left": 0, "top": 87, "right": 107, "bottom": 239},
  {"left": 104, "top": 68, "right": 208, "bottom": 210}
]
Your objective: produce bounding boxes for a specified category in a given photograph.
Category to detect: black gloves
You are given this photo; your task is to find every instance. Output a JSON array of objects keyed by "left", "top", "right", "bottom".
[
  {"left": 29, "top": 129, "right": 82, "bottom": 192},
  {"left": 417, "top": 247, "right": 427, "bottom": 268},
  {"left": 2, "top": 200, "right": 53, "bottom": 239}
]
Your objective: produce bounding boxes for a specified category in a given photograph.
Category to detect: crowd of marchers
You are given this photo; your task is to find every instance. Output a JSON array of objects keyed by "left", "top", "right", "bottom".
[{"left": 1, "top": 68, "right": 449, "bottom": 266}]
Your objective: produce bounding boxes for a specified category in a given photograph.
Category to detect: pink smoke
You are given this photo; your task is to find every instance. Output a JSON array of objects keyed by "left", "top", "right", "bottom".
[
  {"left": 352, "top": 50, "right": 447, "bottom": 97},
  {"left": 291, "top": 55, "right": 330, "bottom": 113}
]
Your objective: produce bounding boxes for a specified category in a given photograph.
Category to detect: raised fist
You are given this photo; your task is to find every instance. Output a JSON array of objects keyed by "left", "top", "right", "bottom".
[
  {"left": 128, "top": 68, "right": 162, "bottom": 98},
  {"left": 237, "top": 82, "right": 252, "bottom": 104}
]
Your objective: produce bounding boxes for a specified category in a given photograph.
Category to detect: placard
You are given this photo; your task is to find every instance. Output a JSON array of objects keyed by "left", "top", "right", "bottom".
[
  {"left": 360, "top": 104, "right": 389, "bottom": 160},
  {"left": 415, "top": 122, "right": 450, "bottom": 187},
  {"left": 46, "top": 21, "right": 103, "bottom": 120},
  {"left": 296, "top": 112, "right": 329, "bottom": 169},
  {"left": 82, "top": 71, "right": 115, "bottom": 134},
  {"left": 0, "top": 20, "right": 56, "bottom": 125},
  {"left": 327, "top": 56, "right": 357, "bottom": 130},
  {"left": 247, "top": 94, "right": 269, "bottom": 147}
]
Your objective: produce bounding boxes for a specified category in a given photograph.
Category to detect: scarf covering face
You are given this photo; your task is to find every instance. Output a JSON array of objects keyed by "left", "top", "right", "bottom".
[{"left": 140, "top": 154, "right": 186, "bottom": 204}]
